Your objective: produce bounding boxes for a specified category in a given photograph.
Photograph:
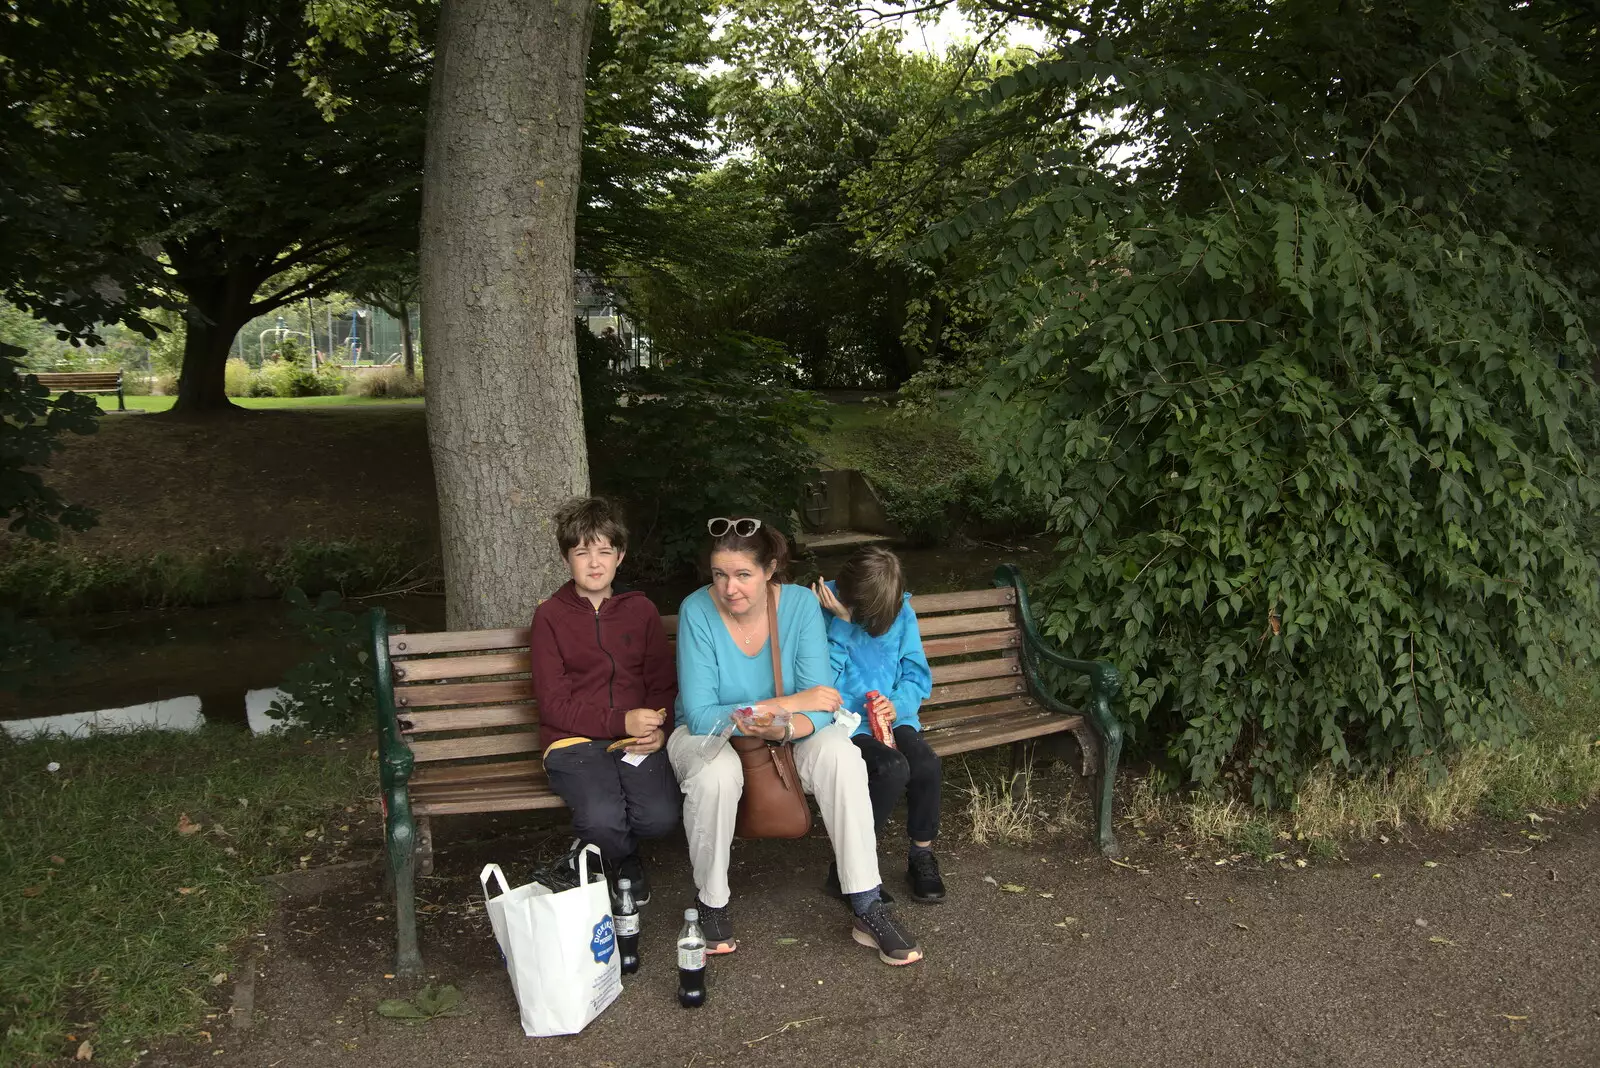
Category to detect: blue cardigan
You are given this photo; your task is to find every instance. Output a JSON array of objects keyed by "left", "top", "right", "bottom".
[
  {"left": 822, "top": 582, "right": 933, "bottom": 735},
  {"left": 674, "top": 583, "right": 836, "bottom": 736}
]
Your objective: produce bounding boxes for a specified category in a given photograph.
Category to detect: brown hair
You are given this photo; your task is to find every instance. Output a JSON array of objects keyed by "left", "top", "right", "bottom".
[
  {"left": 708, "top": 519, "right": 790, "bottom": 581},
  {"left": 554, "top": 497, "right": 628, "bottom": 556},
  {"left": 835, "top": 546, "right": 905, "bottom": 638}
]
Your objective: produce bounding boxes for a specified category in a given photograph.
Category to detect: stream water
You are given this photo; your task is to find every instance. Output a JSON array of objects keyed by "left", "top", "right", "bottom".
[{"left": 0, "top": 541, "right": 1054, "bottom": 739}]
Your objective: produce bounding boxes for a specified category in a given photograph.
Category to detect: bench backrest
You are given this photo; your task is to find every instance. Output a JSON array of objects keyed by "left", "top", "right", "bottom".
[
  {"left": 32, "top": 371, "right": 123, "bottom": 390},
  {"left": 384, "top": 586, "right": 1024, "bottom": 770}
]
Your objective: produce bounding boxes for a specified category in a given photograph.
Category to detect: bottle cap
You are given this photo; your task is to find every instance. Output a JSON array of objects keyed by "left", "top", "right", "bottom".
[{"left": 685, "top": 908, "right": 699, "bottom": 922}]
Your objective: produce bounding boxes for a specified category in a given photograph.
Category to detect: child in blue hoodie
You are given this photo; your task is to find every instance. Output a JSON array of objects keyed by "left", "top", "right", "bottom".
[{"left": 813, "top": 547, "right": 945, "bottom": 903}]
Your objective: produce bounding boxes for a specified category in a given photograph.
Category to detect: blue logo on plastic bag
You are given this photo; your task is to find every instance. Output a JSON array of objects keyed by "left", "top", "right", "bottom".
[{"left": 590, "top": 916, "right": 616, "bottom": 964}]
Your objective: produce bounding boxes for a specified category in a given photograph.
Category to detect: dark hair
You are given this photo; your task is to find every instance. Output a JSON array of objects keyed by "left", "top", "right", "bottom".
[
  {"left": 835, "top": 546, "right": 905, "bottom": 637},
  {"left": 554, "top": 497, "right": 628, "bottom": 556},
  {"left": 707, "top": 519, "right": 789, "bottom": 581}
]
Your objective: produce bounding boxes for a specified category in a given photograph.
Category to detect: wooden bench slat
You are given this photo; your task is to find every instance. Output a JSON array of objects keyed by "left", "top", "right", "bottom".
[
  {"left": 410, "top": 758, "right": 545, "bottom": 786},
  {"left": 34, "top": 372, "right": 122, "bottom": 387},
  {"left": 394, "top": 679, "right": 532, "bottom": 709},
  {"left": 910, "top": 587, "right": 1016, "bottom": 614},
  {"left": 394, "top": 652, "right": 530, "bottom": 683},
  {"left": 390, "top": 628, "right": 530, "bottom": 656},
  {"left": 924, "top": 675, "right": 1027, "bottom": 708},
  {"left": 921, "top": 630, "right": 1020, "bottom": 659},
  {"left": 400, "top": 706, "right": 539, "bottom": 734},
  {"left": 413, "top": 775, "right": 549, "bottom": 800},
  {"left": 927, "top": 709, "right": 1083, "bottom": 757},
  {"left": 916, "top": 610, "right": 1017, "bottom": 638},
  {"left": 919, "top": 695, "right": 1040, "bottom": 730},
  {"left": 929, "top": 655, "right": 1020, "bottom": 686},
  {"left": 409, "top": 731, "right": 541, "bottom": 762},
  {"left": 414, "top": 792, "right": 567, "bottom": 816}
]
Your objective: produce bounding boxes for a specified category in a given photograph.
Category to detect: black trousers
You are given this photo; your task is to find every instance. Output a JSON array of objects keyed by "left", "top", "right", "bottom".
[
  {"left": 852, "top": 725, "right": 942, "bottom": 844},
  {"left": 541, "top": 741, "right": 680, "bottom": 868}
]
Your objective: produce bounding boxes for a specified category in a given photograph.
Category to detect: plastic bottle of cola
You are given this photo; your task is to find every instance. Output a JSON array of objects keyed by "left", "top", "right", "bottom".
[
  {"left": 677, "top": 908, "right": 708, "bottom": 1008},
  {"left": 614, "top": 878, "right": 640, "bottom": 976}
]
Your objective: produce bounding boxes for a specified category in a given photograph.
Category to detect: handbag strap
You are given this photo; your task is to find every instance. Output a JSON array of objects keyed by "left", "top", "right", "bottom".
[{"left": 766, "top": 582, "right": 784, "bottom": 698}]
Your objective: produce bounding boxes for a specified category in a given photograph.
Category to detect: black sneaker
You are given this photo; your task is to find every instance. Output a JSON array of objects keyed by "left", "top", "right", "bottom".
[
  {"left": 824, "top": 861, "right": 895, "bottom": 905},
  {"left": 851, "top": 900, "right": 923, "bottom": 966},
  {"left": 695, "top": 899, "right": 737, "bottom": 955},
  {"left": 906, "top": 851, "right": 946, "bottom": 903},
  {"left": 617, "top": 854, "right": 651, "bottom": 906}
]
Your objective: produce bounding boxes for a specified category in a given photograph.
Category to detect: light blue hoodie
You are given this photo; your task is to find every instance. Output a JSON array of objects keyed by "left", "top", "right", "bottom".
[{"left": 821, "top": 581, "right": 934, "bottom": 736}]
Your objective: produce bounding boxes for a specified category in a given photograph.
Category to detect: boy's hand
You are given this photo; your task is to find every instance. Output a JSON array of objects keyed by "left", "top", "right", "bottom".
[
  {"left": 624, "top": 728, "right": 665, "bottom": 755},
  {"left": 624, "top": 708, "right": 666, "bottom": 738},
  {"left": 812, "top": 579, "right": 851, "bottom": 622},
  {"left": 870, "top": 693, "right": 897, "bottom": 722}
]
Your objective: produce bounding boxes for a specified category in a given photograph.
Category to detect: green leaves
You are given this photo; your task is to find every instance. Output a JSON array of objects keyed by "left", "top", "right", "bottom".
[
  {"left": 0, "top": 343, "right": 100, "bottom": 542},
  {"left": 376, "top": 984, "right": 465, "bottom": 1025},
  {"left": 964, "top": 165, "right": 1597, "bottom": 802}
]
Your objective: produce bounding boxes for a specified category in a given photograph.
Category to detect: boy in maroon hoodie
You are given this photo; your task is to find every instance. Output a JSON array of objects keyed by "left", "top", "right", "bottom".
[{"left": 531, "top": 498, "right": 678, "bottom": 902}]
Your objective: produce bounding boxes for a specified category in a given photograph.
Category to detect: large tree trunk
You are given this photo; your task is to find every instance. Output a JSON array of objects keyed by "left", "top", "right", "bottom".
[
  {"left": 399, "top": 304, "right": 415, "bottom": 377},
  {"left": 171, "top": 270, "right": 257, "bottom": 414},
  {"left": 420, "top": 0, "right": 595, "bottom": 630}
]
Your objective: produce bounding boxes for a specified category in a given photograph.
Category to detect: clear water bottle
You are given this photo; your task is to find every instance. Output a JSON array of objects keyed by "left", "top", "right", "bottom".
[
  {"left": 615, "top": 878, "right": 640, "bottom": 976},
  {"left": 676, "top": 908, "right": 707, "bottom": 1008}
]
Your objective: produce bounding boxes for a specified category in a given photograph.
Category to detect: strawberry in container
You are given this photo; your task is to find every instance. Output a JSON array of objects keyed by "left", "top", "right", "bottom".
[{"left": 865, "top": 690, "right": 897, "bottom": 749}]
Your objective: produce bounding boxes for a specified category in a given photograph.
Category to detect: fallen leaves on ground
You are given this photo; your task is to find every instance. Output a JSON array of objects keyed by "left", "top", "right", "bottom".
[
  {"left": 176, "top": 814, "right": 202, "bottom": 836},
  {"left": 75, "top": 1039, "right": 93, "bottom": 1061},
  {"left": 1000, "top": 884, "right": 1027, "bottom": 893},
  {"left": 377, "top": 984, "right": 465, "bottom": 1025}
]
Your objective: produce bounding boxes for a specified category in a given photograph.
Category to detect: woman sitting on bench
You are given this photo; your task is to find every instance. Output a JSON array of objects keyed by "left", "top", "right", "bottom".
[{"left": 665, "top": 517, "right": 924, "bottom": 966}]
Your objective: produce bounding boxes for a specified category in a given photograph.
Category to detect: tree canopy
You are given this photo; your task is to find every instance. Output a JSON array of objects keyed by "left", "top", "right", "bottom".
[{"left": 906, "top": 0, "right": 1600, "bottom": 800}]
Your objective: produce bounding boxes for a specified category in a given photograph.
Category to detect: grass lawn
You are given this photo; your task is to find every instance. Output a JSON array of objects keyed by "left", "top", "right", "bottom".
[
  {"left": 0, "top": 728, "right": 371, "bottom": 1066},
  {"left": 88, "top": 394, "right": 425, "bottom": 412}
]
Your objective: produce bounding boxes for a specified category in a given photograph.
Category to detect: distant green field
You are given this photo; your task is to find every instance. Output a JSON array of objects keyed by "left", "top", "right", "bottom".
[{"left": 86, "top": 394, "right": 425, "bottom": 412}]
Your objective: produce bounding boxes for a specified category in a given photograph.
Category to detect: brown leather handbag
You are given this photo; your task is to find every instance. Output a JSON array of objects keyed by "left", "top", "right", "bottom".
[{"left": 731, "top": 585, "right": 813, "bottom": 839}]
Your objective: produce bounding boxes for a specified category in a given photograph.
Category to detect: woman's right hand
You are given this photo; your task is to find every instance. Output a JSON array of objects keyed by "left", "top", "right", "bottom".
[{"left": 782, "top": 685, "right": 841, "bottom": 714}]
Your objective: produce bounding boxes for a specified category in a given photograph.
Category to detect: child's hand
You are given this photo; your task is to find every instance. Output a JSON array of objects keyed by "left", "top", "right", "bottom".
[
  {"left": 624, "top": 728, "right": 665, "bottom": 755},
  {"left": 624, "top": 707, "right": 666, "bottom": 738},
  {"left": 812, "top": 579, "right": 851, "bottom": 622},
  {"left": 869, "top": 693, "right": 897, "bottom": 722}
]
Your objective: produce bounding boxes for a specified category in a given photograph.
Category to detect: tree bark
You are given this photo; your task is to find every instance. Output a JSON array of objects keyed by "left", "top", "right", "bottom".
[
  {"left": 399, "top": 304, "right": 416, "bottom": 377},
  {"left": 421, "top": 0, "right": 595, "bottom": 630},
  {"left": 171, "top": 276, "right": 257, "bottom": 414}
]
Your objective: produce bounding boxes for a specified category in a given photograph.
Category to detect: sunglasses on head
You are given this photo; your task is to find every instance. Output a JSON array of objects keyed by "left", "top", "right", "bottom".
[{"left": 707, "top": 516, "right": 762, "bottom": 538}]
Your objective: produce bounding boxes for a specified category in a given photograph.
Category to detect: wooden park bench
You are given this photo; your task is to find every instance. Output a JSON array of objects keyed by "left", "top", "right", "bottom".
[
  {"left": 32, "top": 370, "right": 126, "bottom": 410},
  {"left": 368, "top": 563, "right": 1123, "bottom": 974}
]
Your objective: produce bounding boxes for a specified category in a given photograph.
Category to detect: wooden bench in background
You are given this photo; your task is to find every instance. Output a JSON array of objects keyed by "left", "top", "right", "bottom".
[
  {"left": 369, "top": 563, "right": 1123, "bottom": 974},
  {"left": 32, "top": 370, "right": 125, "bottom": 410}
]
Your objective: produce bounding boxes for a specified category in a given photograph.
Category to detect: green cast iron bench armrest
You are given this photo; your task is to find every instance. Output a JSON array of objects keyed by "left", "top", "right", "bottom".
[{"left": 994, "top": 563, "right": 1125, "bottom": 855}]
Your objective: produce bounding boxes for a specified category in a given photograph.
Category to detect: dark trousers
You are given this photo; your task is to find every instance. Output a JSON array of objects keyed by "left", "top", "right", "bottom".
[
  {"left": 852, "top": 725, "right": 942, "bottom": 844},
  {"left": 541, "top": 741, "right": 680, "bottom": 868}
]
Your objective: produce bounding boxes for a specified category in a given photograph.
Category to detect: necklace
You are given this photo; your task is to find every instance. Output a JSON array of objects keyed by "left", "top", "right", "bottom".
[{"left": 727, "top": 608, "right": 764, "bottom": 647}]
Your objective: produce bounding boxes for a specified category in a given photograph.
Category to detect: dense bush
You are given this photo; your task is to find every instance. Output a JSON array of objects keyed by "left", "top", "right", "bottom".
[
  {"left": 962, "top": 170, "right": 1599, "bottom": 803},
  {"left": 346, "top": 366, "right": 425, "bottom": 398},
  {"left": 586, "top": 330, "right": 828, "bottom": 574},
  {"left": 223, "top": 358, "right": 252, "bottom": 396}
]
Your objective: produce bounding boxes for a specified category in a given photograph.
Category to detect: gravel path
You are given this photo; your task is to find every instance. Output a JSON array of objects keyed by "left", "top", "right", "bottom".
[{"left": 144, "top": 807, "right": 1599, "bottom": 1068}]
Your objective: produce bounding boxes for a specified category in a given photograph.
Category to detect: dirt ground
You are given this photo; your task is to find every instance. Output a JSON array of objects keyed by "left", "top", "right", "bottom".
[
  {"left": 139, "top": 800, "right": 1599, "bottom": 1068},
  {"left": 22, "top": 408, "right": 438, "bottom": 558}
]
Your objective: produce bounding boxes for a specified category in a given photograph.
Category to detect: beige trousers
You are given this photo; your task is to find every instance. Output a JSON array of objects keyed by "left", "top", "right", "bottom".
[{"left": 667, "top": 723, "right": 882, "bottom": 909}]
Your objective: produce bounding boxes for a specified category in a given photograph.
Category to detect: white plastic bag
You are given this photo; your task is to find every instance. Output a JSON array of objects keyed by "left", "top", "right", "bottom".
[{"left": 480, "top": 845, "right": 622, "bottom": 1037}]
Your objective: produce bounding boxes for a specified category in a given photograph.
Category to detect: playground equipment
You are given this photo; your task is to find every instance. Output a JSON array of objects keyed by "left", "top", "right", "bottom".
[{"left": 259, "top": 315, "right": 316, "bottom": 368}]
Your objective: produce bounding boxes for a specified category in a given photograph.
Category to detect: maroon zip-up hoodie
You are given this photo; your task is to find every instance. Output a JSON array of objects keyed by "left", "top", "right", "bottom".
[{"left": 529, "top": 580, "right": 676, "bottom": 750}]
